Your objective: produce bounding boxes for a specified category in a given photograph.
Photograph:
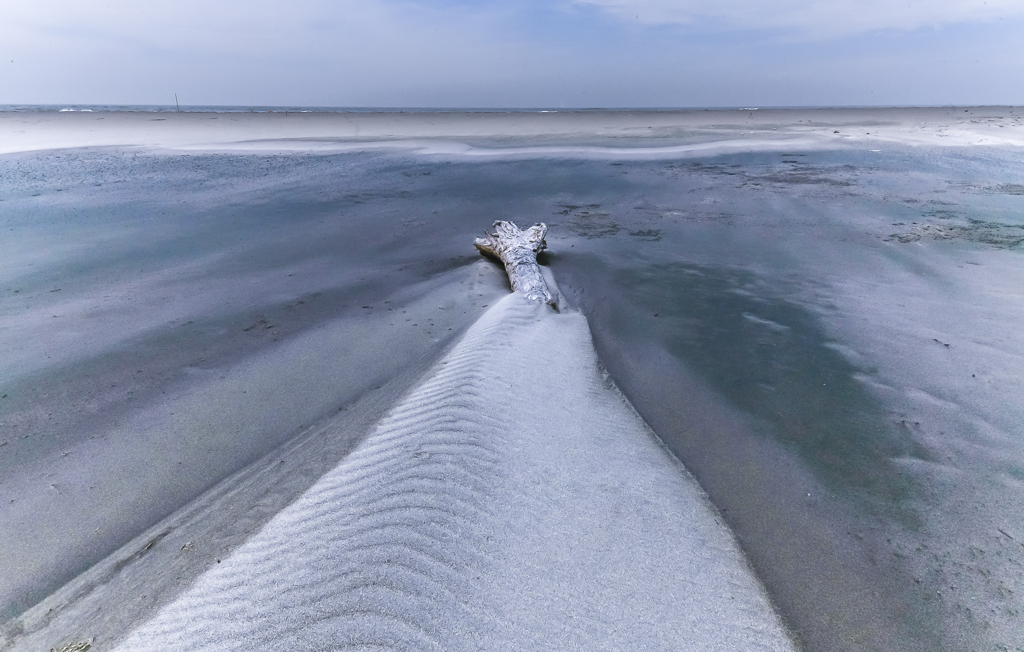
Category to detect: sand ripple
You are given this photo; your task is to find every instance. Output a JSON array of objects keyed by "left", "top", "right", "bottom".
[{"left": 114, "top": 294, "right": 795, "bottom": 651}]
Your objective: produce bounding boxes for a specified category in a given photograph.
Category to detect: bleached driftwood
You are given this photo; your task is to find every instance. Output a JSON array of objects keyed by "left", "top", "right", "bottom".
[{"left": 475, "top": 221, "right": 556, "bottom": 308}]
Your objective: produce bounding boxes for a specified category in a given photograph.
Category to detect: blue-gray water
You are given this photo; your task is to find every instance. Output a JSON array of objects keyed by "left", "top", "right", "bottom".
[{"left": 0, "top": 104, "right": 675, "bottom": 113}]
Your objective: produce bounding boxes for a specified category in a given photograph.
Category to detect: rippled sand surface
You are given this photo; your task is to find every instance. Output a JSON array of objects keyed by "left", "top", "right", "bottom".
[{"left": 112, "top": 291, "right": 794, "bottom": 652}]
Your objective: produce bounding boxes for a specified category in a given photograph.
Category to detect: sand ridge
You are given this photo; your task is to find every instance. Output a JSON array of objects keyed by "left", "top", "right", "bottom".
[{"left": 111, "top": 292, "right": 795, "bottom": 651}]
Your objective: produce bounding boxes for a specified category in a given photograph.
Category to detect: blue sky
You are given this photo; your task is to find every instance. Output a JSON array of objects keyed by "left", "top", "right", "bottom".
[{"left": 3, "top": 0, "right": 1023, "bottom": 107}]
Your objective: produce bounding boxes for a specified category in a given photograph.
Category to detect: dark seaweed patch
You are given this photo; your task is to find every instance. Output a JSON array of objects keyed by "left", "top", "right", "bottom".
[
  {"left": 627, "top": 229, "right": 662, "bottom": 241},
  {"left": 554, "top": 203, "right": 621, "bottom": 238},
  {"left": 922, "top": 209, "right": 960, "bottom": 220},
  {"left": 885, "top": 219, "right": 1024, "bottom": 248},
  {"left": 992, "top": 183, "right": 1024, "bottom": 195},
  {"left": 749, "top": 168, "right": 856, "bottom": 187}
]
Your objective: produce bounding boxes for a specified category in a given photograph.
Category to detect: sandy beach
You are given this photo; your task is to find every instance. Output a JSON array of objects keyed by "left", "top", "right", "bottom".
[{"left": 2, "top": 108, "right": 1024, "bottom": 651}]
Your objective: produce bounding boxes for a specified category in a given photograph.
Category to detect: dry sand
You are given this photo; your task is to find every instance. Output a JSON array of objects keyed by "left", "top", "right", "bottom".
[
  {"left": 3, "top": 107, "right": 1024, "bottom": 651},
  {"left": 108, "top": 288, "right": 795, "bottom": 652}
]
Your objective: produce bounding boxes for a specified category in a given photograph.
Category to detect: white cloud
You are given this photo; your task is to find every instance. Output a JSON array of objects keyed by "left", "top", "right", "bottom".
[{"left": 572, "top": 0, "right": 1024, "bottom": 37}]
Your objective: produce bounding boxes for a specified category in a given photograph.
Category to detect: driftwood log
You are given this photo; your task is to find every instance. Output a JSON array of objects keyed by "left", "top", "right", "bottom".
[{"left": 475, "top": 221, "right": 556, "bottom": 308}]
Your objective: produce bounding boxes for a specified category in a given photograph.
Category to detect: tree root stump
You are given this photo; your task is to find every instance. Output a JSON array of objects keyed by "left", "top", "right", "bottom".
[{"left": 474, "top": 221, "right": 556, "bottom": 309}]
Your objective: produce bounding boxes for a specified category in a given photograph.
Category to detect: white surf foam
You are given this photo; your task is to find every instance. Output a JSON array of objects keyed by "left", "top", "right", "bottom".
[{"left": 113, "top": 293, "right": 795, "bottom": 651}]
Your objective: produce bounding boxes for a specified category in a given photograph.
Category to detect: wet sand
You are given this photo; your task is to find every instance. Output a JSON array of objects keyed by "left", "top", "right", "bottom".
[{"left": 2, "top": 108, "right": 1024, "bottom": 651}]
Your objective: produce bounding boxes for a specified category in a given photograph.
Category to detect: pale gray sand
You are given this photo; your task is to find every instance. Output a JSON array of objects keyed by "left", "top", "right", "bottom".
[
  {"left": 109, "top": 291, "right": 795, "bottom": 652},
  {"left": 0, "top": 262, "right": 510, "bottom": 644}
]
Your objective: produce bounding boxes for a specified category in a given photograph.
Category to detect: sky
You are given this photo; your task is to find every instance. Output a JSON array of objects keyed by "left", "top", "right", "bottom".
[{"left": 2, "top": 0, "right": 1024, "bottom": 108}]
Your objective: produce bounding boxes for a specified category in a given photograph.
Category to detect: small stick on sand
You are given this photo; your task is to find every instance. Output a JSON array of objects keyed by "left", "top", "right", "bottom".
[{"left": 475, "top": 221, "right": 556, "bottom": 309}]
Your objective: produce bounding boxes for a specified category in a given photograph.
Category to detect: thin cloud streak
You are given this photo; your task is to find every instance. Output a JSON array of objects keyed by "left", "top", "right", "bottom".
[{"left": 572, "top": 0, "right": 1024, "bottom": 38}]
